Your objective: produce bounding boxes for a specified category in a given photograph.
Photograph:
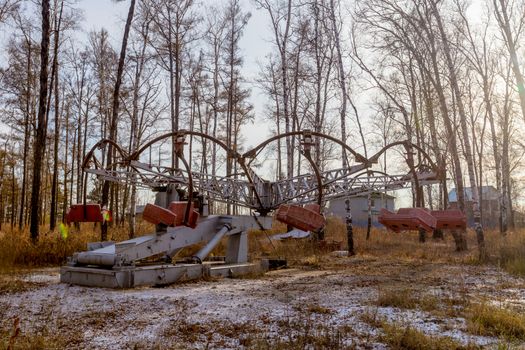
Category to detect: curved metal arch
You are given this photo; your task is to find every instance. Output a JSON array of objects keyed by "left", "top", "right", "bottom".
[
  {"left": 368, "top": 141, "right": 441, "bottom": 207},
  {"left": 368, "top": 141, "right": 438, "bottom": 172},
  {"left": 128, "top": 130, "right": 268, "bottom": 211},
  {"left": 242, "top": 130, "right": 368, "bottom": 163},
  {"left": 81, "top": 139, "right": 130, "bottom": 207},
  {"left": 352, "top": 169, "right": 399, "bottom": 182},
  {"left": 82, "top": 139, "right": 130, "bottom": 170},
  {"left": 130, "top": 130, "right": 238, "bottom": 161}
]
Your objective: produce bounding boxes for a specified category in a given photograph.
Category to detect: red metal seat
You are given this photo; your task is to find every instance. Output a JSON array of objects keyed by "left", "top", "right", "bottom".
[
  {"left": 168, "top": 201, "right": 199, "bottom": 228},
  {"left": 304, "top": 203, "right": 321, "bottom": 213},
  {"left": 431, "top": 210, "right": 466, "bottom": 230},
  {"left": 143, "top": 203, "right": 178, "bottom": 226},
  {"left": 378, "top": 208, "right": 437, "bottom": 233},
  {"left": 66, "top": 204, "right": 104, "bottom": 224},
  {"left": 275, "top": 204, "right": 326, "bottom": 232},
  {"left": 185, "top": 210, "right": 200, "bottom": 229}
]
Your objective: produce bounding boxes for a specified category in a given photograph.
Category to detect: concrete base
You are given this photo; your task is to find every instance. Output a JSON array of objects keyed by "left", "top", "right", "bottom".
[{"left": 60, "top": 261, "right": 267, "bottom": 289}]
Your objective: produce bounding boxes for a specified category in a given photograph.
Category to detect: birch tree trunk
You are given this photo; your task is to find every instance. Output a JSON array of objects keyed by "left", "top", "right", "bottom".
[{"left": 431, "top": 1, "right": 485, "bottom": 257}]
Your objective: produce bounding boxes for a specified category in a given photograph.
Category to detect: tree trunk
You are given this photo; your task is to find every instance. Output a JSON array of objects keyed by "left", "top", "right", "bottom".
[
  {"left": 329, "top": 0, "right": 349, "bottom": 167},
  {"left": 100, "top": 0, "right": 136, "bottom": 241},
  {"left": 50, "top": 0, "right": 63, "bottom": 230},
  {"left": 432, "top": 2, "right": 485, "bottom": 257},
  {"left": 62, "top": 103, "right": 69, "bottom": 222},
  {"left": 19, "top": 38, "right": 32, "bottom": 231},
  {"left": 29, "top": 0, "right": 51, "bottom": 243},
  {"left": 493, "top": 0, "right": 525, "bottom": 124}
]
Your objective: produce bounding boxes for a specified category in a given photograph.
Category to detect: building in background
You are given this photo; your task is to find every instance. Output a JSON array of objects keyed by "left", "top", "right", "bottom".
[
  {"left": 448, "top": 186, "right": 499, "bottom": 228},
  {"left": 325, "top": 192, "right": 395, "bottom": 227}
]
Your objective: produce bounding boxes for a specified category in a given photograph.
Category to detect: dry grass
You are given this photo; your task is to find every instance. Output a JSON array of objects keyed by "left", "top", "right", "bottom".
[
  {"left": 292, "top": 303, "right": 335, "bottom": 315},
  {"left": 173, "top": 318, "right": 355, "bottom": 350},
  {"left": 483, "top": 231, "right": 525, "bottom": 276},
  {"left": 2, "top": 214, "right": 525, "bottom": 282},
  {"left": 161, "top": 297, "right": 354, "bottom": 349},
  {"left": 277, "top": 216, "right": 525, "bottom": 279},
  {"left": 360, "top": 309, "right": 478, "bottom": 349},
  {"left": 1, "top": 331, "right": 71, "bottom": 350},
  {"left": 0, "top": 278, "right": 47, "bottom": 296},
  {"left": 379, "top": 321, "right": 478, "bottom": 350},
  {"left": 249, "top": 317, "right": 355, "bottom": 350},
  {"left": 372, "top": 286, "right": 525, "bottom": 343},
  {"left": 465, "top": 302, "right": 525, "bottom": 341},
  {"left": 0, "top": 298, "right": 84, "bottom": 350},
  {"left": 163, "top": 318, "right": 261, "bottom": 348},
  {"left": 248, "top": 216, "right": 347, "bottom": 267},
  {"left": 376, "top": 287, "right": 420, "bottom": 309},
  {"left": 374, "top": 287, "right": 467, "bottom": 317},
  {"left": 0, "top": 221, "right": 154, "bottom": 271}
]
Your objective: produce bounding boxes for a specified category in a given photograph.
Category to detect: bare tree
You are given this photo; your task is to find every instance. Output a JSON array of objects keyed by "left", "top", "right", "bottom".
[
  {"left": 29, "top": 0, "right": 51, "bottom": 242},
  {"left": 429, "top": 0, "right": 485, "bottom": 256},
  {"left": 0, "top": 0, "right": 19, "bottom": 23},
  {"left": 49, "top": 0, "right": 64, "bottom": 231},
  {"left": 493, "top": 0, "right": 525, "bottom": 124},
  {"left": 100, "top": 0, "right": 136, "bottom": 241},
  {"left": 255, "top": 0, "right": 295, "bottom": 178}
]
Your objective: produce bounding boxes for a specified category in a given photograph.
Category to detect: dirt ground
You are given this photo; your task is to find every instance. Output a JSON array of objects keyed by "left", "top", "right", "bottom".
[{"left": 1, "top": 253, "right": 525, "bottom": 349}]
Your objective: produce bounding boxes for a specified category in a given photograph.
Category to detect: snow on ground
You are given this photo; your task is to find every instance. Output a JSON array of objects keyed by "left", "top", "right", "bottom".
[{"left": 1, "top": 257, "right": 525, "bottom": 349}]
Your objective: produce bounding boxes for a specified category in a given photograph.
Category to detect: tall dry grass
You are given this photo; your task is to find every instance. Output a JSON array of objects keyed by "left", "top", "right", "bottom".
[
  {"left": 483, "top": 229, "right": 525, "bottom": 276},
  {"left": 1, "top": 215, "right": 525, "bottom": 277},
  {"left": 250, "top": 215, "right": 525, "bottom": 276},
  {"left": 0, "top": 220, "right": 154, "bottom": 272}
]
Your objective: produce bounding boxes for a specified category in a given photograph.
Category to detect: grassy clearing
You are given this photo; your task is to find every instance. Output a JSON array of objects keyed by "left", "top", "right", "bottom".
[
  {"left": 374, "top": 287, "right": 467, "bottom": 317},
  {"left": 0, "top": 301, "right": 84, "bottom": 350},
  {"left": 465, "top": 302, "right": 525, "bottom": 341},
  {"left": 379, "top": 320, "right": 478, "bottom": 350},
  {"left": 0, "top": 278, "right": 47, "bottom": 296},
  {"left": 360, "top": 310, "right": 478, "bottom": 350},
  {"left": 162, "top": 304, "right": 355, "bottom": 350}
]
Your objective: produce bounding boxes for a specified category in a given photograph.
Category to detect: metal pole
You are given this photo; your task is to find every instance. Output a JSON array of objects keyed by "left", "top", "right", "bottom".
[{"left": 192, "top": 224, "right": 231, "bottom": 263}]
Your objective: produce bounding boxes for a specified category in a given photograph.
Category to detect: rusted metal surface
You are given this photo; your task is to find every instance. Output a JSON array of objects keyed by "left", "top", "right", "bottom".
[
  {"left": 378, "top": 208, "right": 437, "bottom": 233},
  {"left": 80, "top": 130, "right": 441, "bottom": 217},
  {"left": 431, "top": 210, "right": 467, "bottom": 230},
  {"left": 66, "top": 204, "right": 104, "bottom": 223},
  {"left": 142, "top": 204, "right": 177, "bottom": 227},
  {"left": 275, "top": 204, "right": 326, "bottom": 232}
]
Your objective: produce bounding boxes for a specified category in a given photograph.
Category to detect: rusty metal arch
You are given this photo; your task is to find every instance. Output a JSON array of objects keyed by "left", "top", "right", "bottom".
[
  {"left": 80, "top": 132, "right": 443, "bottom": 215},
  {"left": 242, "top": 130, "right": 368, "bottom": 163},
  {"left": 128, "top": 130, "right": 269, "bottom": 211},
  {"left": 130, "top": 130, "right": 238, "bottom": 161},
  {"left": 82, "top": 139, "right": 129, "bottom": 170},
  {"left": 367, "top": 141, "right": 441, "bottom": 207},
  {"left": 352, "top": 169, "right": 399, "bottom": 182},
  {"left": 81, "top": 139, "right": 130, "bottom": 206},
  {"left": 368, "top": 141, "right": 438, "bottom": 172}
]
